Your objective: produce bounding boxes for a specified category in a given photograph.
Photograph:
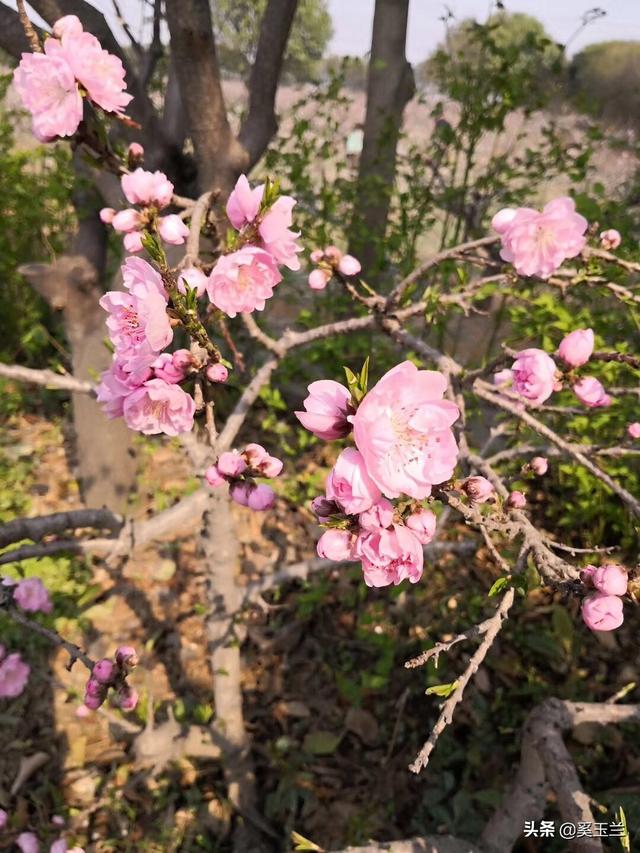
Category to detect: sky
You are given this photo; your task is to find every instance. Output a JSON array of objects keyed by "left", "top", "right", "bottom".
[{"left": 6, "top": 0, "right": 640, "bottom": 61}]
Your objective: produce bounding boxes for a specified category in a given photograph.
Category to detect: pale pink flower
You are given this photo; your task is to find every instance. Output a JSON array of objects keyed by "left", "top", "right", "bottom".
[
  {"left": 600, "top": 229, "right": 621, "bottom": 250},
  {"left": 0, "top": 652, "right": 30, "bottom": 698},
  {"left": 573, "top": 376, "right": 611, "bottom": 408},
  {"left": 123, "top": 379, "right": 195, "bottom": 436},
  {"left": 359, "top": 498, "right": 395, "bottom": 531},
  {"left": 53, "top": 15, "right": 83, "bottom": 38},
  {"left": 506, "top": 490, "right": 527, "bottom": 509},
  {"left": 99, "top": 288, "right": 171, "bottom": 369},
  {"left": 206, "top": 364, "right": 228, "bottom": 383},
  {"left": 257, "top": 455, "right": 283, "bottom": 478},
  {"left": 317, "top": 529, "right": 357, "bottom": 561},
  {"left": 207, "top": 247, "right": 282, "bottom": 317},
  {"left": 99, "top": 207, "right": 116, "bottom": 224},
  {"left": 112, "top": 208, "right": 142, "bottom": 233},
  {"left": 16, "top": 832, "right": 39, "bottom": 853},
  {"left": 14, "top": 578, "right": 52, "bottom": 614},
  {"left": 530, "top": 456, "right": 548, "bottom": 476},
  {"left": 13, "top": 49, "right": 83, "bottom": 140},
  {"left": 217, "top": 451, "right": 247, "bottom": 478},
  {"left": 157, "top": 214, "right": 189, "bottom": 245},
  {"left": 628, "top": 422, "right": 640, "bottom": 439},
  {"left": 177, "top": 266, "right": 208, "bottom": 298},
  {"left": 246, "top": 483, "right": 276, "bottom": 511},
  {"left": 295, "top": 380, "right": 352, "bottom": 440},
  {"left": 121, "top": 168, "right": 174, "bottom": 208},
  {"left": 511, "top": 348, "right": 558, "bottom": 406},
  {"left": 123, "top": 231, "right": 143, "bottom": 253},
  {"left": 259, "top": 196, "right": 302, "bottom": 270},
  {"left": 405, "top": 508, "right": 437, "bottom": 544},
  {"left": 226, "top": 174, "right": 263, "bottom": 229},
  {"left": 122, "top": 256, "right": 167, "bottom": 299},
  {"left": 582, "top": 563, "right": 628, "bottom": 596},
  {"left": 493, "top": 368, "right": 513, "bottom": 387},
  {"left": 461, "top": 476, "right": 494, "bottom": 503},
  {"left": 152, "top": 349, "right": 191, "bottom": 384},
  {"left": 325, "top": 448, "right": 382, "bottom": 515},
  {"left": 353, "top": 361, "right": 459, "bottom": 500},
  {"left": 558, "top": 328, "right": 594, "bottom": 368},
  {"left": 357, "top": 524, "right": 424, "bottom": 588},
  {"left": 308, "top": 269, "right": 331, "bottom": 290},
  {"left": 492, "top": 197, "right": 587, "bottom": 279},
  {"left": 338, "top": 255, "right": 361, "bottom": 276},
  {"left": 582, "top": 593, "right": 624, "bottom": 631},
  {"left": 96, "top": 358, "right": 151, "bottom": 419}
]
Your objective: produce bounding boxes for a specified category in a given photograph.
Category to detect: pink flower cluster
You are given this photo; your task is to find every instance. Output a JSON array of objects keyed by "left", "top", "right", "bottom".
[
  {"left": 3, "top": 576, "right": 53, "bottom": 613},
  {"left": 101, "top": 168, "right": 189, "bottom": 254},
  {"left": 13, "top": 15, "right": 131, "bottom": 142},
  {"left": 83, "top": 646, "right": 138, "bottom": 712},
  {"left": 307, "top": 245, "right": 362, "bottom": 291},
  {"left": 205, "top": 443, "right": 283, "bottom": 511},
  {"left": 0, "top": 644, "right": 30, "bottom": 699},
  {"left": 581, "top": 564, "right": 628, "bottom": 631},
  {"left": 492, "top": 197, "right": 587, "bottom": 279},
  {"left": 298, "top": 361, "right": 460, "bottom": 587},
  {"left": 557, "top": 328, "right": 612, "bottom": 408},
  {"left": 97, "top": 258, "right": 196, "bottom": 435},
  {"left": 10, "top": 821, "right": 84, "bottom": 853}
]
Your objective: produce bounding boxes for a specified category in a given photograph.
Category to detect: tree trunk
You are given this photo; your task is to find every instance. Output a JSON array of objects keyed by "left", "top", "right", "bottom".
[{"left": 349, "top": 0, "right": 415, "bottom": 278}]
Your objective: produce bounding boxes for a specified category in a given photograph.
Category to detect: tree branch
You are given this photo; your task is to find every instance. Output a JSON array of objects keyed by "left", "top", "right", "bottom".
[{"left": 0, "top": 363, "right": 94, "bottom": 394}]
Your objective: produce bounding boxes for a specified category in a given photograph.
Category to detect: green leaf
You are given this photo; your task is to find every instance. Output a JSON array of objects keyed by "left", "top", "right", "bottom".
[
  {"left": 291, "top": 830, "right": 323, "bottom": 851},
  {"left": 617, "top": 806, "right": 631, "bottom": 853},
  {"left": 488, "top": 576, "right": 511, "bottom": 597},
  {"left": 303, "top": 730, "right": 341, "bottom": 755},
  {"left": 426, "top": 681, "right": 459, "bottom": 698},
  {"left": 140, "top": 230, "right": 167, "bottom": 266}
]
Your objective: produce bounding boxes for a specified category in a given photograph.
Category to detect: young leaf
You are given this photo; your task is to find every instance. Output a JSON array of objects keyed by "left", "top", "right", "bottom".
[
  {"left": 426, "top": 681, "right": 459, "bottom": 698},
  {"left": 488, "top": 576, "right": 511, "bottom": 597},
  {"left": 291, "top": 830, "right": 323, "bottom": 851}
]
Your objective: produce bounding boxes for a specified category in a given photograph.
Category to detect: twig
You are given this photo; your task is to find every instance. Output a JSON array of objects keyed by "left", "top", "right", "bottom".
[
  {"left": 0, "top": 363, "right": 94, "bottom": 394},
  {"left": 16, "top": 0, "right": 41, "bottom": 52},
  {"left": 4, "top": 606, "right": 94, "bottom": 672}
]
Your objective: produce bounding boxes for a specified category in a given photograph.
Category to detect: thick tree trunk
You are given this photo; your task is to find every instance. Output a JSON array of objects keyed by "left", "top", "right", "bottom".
[{"left": 349, "top": 0, "right": 415, "bottom": 278}]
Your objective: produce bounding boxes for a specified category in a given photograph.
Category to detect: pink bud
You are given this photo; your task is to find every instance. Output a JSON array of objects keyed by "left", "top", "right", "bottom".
[
  {"left": 310, "top": 249, "right": 324, "bottom": 263},
  {"left": 112, "top": 208, "right": 142, "bottom": 233},
  {"left": 572, "top": 376, "right": 611, "bottom": 408},
  {"left": 16, "top": 832, "right": 39, "bottom": 853},
  {"left": 323, "top": 245, "right": 343, "bottom": 262},
  {"left": 600, "top": 228, "right": 621, "bottom": 250},
  {"left": 204, "top": 464, "right": 226, "bottom": 487},
  {"left": 242, "top": 443, "right": 268, "bottom": 467},
  {"left": 50, "top": 839, "right": 67, "bottom": 853},
  {"left": 530, "top": 456, "right": 548, "bottom": 476},
  {"left": 99, "top": 207, "right": 116, "bottom": 224},
  {"left": 128, "top": 142, "right": 144, "bottom": 161},
  {"left": 157, "top": 214, "right": 189, "bottom": 245},
  {"left": 506, "top": 490, "right": 527, "bottom": 509},
  {"left": 359, "top": 498, "right": 395, "bottom": 531},
  {"left": 308, "top": 269, "right": 330, "bottom": 291},
  {"left": 337, "top": 254, "right": 361, "bottom": 276},
  {"left": 83, "top": 690, "right": 105, "bottom": 710},
  {"left": 493, "top": 368, "right": 513, "bottom": 387},
  {"left": 558, "top": 328, "right": 594, "bottom": 368},
  {"left": 0, "top": 808, "right": 6, "bottom": 830},
  {"left": 628, "top": 422, "right": 640, "bottom": 439},
  {"left": 14, "top": 577, "right": 52, "bottom": 613},
  {"left": 317, "top": 528, "right": 356, "bottom": 561},
  {"left": 51, "top": 815, "right": 65, "bottom": 828},
  {"left": 217, "top": 451, "right": 247, "bottom": 478},
  {"left": 581, "top": 592, "right": 624, "bottom": 631},
  {"left": 405, "top": 508, "right": 437, "bottom": 544},
  {"left": 75, "top": 703, "right": 91, "bottom": 719},
  {"left": 295, "top": 380, "right": 353, "bottom": 441},
  {"left": 93, "top": 658, "right": 117, "bottom": 685},
  {"left": 461, "top": 476, "right": 494, "bottom": 503},
  {"left": 115, "top": 684, "right": 138, "bottom": 711},
  {"left": 115, "top": 646, "right": 138, "bottom": 670},
  {"left": 230, "top": 482, "right": 251, "bottom": 506},
  {"left": 590, "top": 563, "right": 628, "bottom": 596},
  {"left": 53, "top": 14, "right": 83, "bottom": 38},
  {"left": 123, "top": 231, "right": 144, "bottom": 253},
  {"left": 311, "top": 496, "right": 339, "bottom": 520},
  {"left": 257, "top": 455, "right": 283, "bottom": 478},
  {"left": 206, "top": 363, "right": 228, "bottom": 383},
  {"left": 84, "top": 677, "right": 105, "bottom": 697},
  {"left": 246, "top": 483, "right": 276, "bottom": 511},
  {"left": 152, "top": 351, "right": 191, "bottom": 384}
]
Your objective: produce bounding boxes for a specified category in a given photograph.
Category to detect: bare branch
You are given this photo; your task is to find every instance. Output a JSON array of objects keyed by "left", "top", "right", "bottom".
[
  {"left": 4, "top": 605, "right": 94, "bottom": 672},
  {"left": 0, "top": 507, "right": 122, "bottom": 549},
  {"left": 16, "top": 0, "right": 42, "bottom": 51},
  {"left": 0, "top": 363, "right": 94, "bottom": 394},
  {"left": 0, "top": 3, "right": 32, "bottom": 57}
]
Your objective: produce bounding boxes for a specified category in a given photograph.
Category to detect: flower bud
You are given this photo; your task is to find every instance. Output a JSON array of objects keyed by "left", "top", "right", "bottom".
[
  {"left": 323, "top": 245, "right": 342, "bottom": 262},
  {"left": 204, "top": 464, "right": 226, "bottom": 487},
  {"left": 529, "top": 456, "right": 548, "bottom": 476},
  {"left": 506, "top": 490, "right": 527, "bottom": 509},
  {"left": 310, "top": 249, "right": 324, "bottom": 263},
  {"left": 115, "top": 645, "right": 139, "bottom": 670},
  {"left": 257, "top": 455, "right": 283, "bottom": 478},
  {"left": 99, "top": 207, "right": 116, "bottom": 224},
  {"left": 206, "top": 364, "right": 228, "bottom": 383},
  {"left": 112, "top": 208, "right": 142, "bottom": 233},
  {"left": 123, "top": 231, "right": 144, "bottom": 253},
  {"left": 317, "top": 528, "right": 356, "bottom": 561},
  {"left": 0, "top": 808, "right": 7, "bottom": 830},
  {"left": 157, "top": 214, "right": 189, "bottom": 245},
  {"left": 308, "top": 269, "right": 330, "bottom": 291},
  {"left": 581, "top": 593, "right": 624, "bottom": 631},
  {"left": 16, "top": 832, "right": 39, "bottom": 853},
  {"left": 217, "top": 451, "right": 247, "bottom": 478},
  {"left": 93, "top": 658, "right": 117, "bottom": 685},
  {"left": 590, "top": 563, "right": 628, "bottom": 596},
  {"left": 83, "top": 689, "right": 106, "bottom": 710},
  {"left": 493, "top": 368, "right": 513, "bottom": 386},
  {"left": 127, "top": 142, "right": 145, "bottom": 165},
  {"left": 461, "top": 476, "right": 494, "bottom": 503},
  {"left": 359, "top": 498, "right": 395, "bottom": 531},
  {"left": 246, "top": 483, "right": 276, "bottom": 511},
  {"left": 627, "top": 422, "right": 640, "bottom": 439},
  {"left": 405, "top": 508, "right": 437, "bottom": 544},
  {"left": 572, "top": 376, "right": 611, "bottom": 408},
  {"left": 242, "top": 443, "right": 268, "bottom": 467},
  {"left": 311, "top": 496, "right": 338, "bottom": 520},
  {"left": 337, "top": 254, "right": 361, "bottom": 276},
  {"left": 558, "top": 328, "right": 594, "bottom": 368},
  {"left": 229, "top": 482, "right": 251, "bottom": 506},
  {"left": 115, "top": 684, "right": 139, "bottom": 711},
  {"left": 599, "top": 228, "right": 621, "bottom": 250}
]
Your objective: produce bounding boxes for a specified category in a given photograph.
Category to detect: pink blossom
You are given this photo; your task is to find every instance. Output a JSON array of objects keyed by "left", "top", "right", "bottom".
[
  {"left": 581, "top": 593, "right": 624, "bottom": 631},
  {"left": 492, "top": 197, "right": 587, "bottom": 279},
  {"left": 573, "top": 377, "right": 611, "bottom": 408},
  {"left": 96, "top": 358, "right": 151, "bottom": 419},
  {"left": 243, "top": 443, "right": 268, "bottom": 468},
  {"left": 177, "top": 266, "right": 208, "bottom": 298},
  {"left": 207, "top": 247, "right": 282, "bottom": 318},
  {"left": 123, "top": 231, "right": 143, "bottom": 253},
  {"left": 152, "top": 349, "right": 191, "bottom": 384},
  {"left": 337, "top": 254, "right": 361, "bottom": 276},
  {"left": 50, "top": 839, "right": 68, "bottom": 853},
  {"left": 13, "top": 49, "right": 83, "bottom": 140},
  {"left": 122, "top": 256, "right": 167, "bottom": 299},
  {"left": 121, "top": 168, "right": 174, "bottom": 208},
  {"left": 308, "top": 269, "right": 331, "bottom": 290},
  {"left": 115, "top": 685, "right": 138, "bottom": 711},
  {"left": 600, "top": 229, "right": 621, "bottom": 250},
  {"left": 217, "top": 451, "right": 247, "bottom": 478},
  {"left": 206, "top": 364, "right": 229, "bottom": 383},
  {"left": 310, "top": 249, "right": 324, "bottom": 264},
  {"left": 157, "top": 214, "right": 189, "bottom": 245},
  {"left": 628, "top": 422, "right": 640, "bottom": 439},
  {"left": 529, "top": 456, "right": 548, "bottom": 476},
  {"left": 229, "top": 482, "right": 251, "bottom": 506},
  {"left": 246, "top": 483, "right": 276, "bottom": 511},
  {"left": 75, "top": 704, "right": 91, "bottom": 718},
  {"left": 0, "top": 652, "right": 30, "bottom": 699},
  {"left": 259, "top": 196, "right": 302, "bottom": 270},
  {"left": 99, "top": 207, "right": 116, "bottom": 224},
  {"left": 128, "top": 141, "right": 144, "bottom": 160},
  {"left": 295, "top": 379, "right": 352, "bottom": 440},
  {"left": 353, "top": 361, "right": 459, "bottom": 500},
  {"left": 405, "top": 508, "right": 437, "bottom": 544},
  {"left": 112, "top": 208, "right": 142, "bottom": 233},
  {"left": 93, "top": 658, "right": 117, "bottom": 684},
  {"left": 256, "top": 455, "right": 283, "bottom": 478},
  {"left": 511, "top": 348, "right": 558, "bottom": 406},
  {"left": 506, "top": 490, "right": 527, "bottom": 509},
  {"left": 317, "top": 529, "right": 357, "bottom": 561},
  {"left": 357, "top": 524, "right": 424, "bottom": 588},
  {"left": 461, "top": 476, "right": 494, "bottom": 503},
  {"left": 84, "top": 678, "right": 105, "bottom": 698},
  {"left": 558, "top": 328, "right": 594, "bottom": 368},
  {"left": 204, "top": 465, "right": 225, "bottom": 487},
  {"left": 53, "top": 15, "right": 83, "bottom": 38},
  {"left": 83, "top": 690, "right": 105, "bottom": 710},
  {"left": 14, "top": 578, "right": 52, "bottom": 613},
  {"left": 123, "top": 379, "right": 195, "bottom": 436},
  {"left": 226, "top": 174, "right": 263, "bottom": 229},
  {"left": 324, "top": 246, "right": 342, "bottom": 262},
  {"left": 493, "top": 368, "right": 513, "bottom": 387},
  {"left": 16, "top": 832, "right": 39, "bottom": 853},
  {"left": 115, "top": 646, "right": 138, "bottom": 670},
  {"left": 325, "top": 448, "right": 382, "bottom": 515},
  {"left": 582, "top": 564, "right": 628, "bottom": 596},
  {"left": 359, "top": 498, "right": 395, "bottom": 531}
]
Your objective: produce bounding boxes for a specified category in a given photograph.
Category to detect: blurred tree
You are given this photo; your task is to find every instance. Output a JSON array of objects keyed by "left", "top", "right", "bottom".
[
  {"left": 212, "top": 0, "right": 333, "bottom": 81},
  {"left": 569, "top": 41, "right": 640, "bottom": 130}
]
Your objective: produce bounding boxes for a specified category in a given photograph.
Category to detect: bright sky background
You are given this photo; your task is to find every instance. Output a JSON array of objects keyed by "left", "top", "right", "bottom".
[{"left": 6, "top": 0, "right": 640, "bottom": 61}]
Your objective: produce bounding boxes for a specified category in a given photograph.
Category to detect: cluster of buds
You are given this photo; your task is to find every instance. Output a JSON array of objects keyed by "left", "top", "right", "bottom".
[
  {"left": 205, "top": 443, "right": 283, "bottom": 511},
  {"left": 581, "top": 564, "right": 628, "bottom": 631},
  {"left": 83, "top": 646, "right": 139, "bottom": 712},
  {"left": 308, "top": 245, "right": 362, "bottom": 291}
]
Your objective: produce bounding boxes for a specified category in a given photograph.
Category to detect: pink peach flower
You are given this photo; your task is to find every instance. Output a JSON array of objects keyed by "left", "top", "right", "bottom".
[
  {"left": 122, "top": 256, "right": 167, "bottom": 299},
  {"left": 558, "top": 328, "right": 594, "bottom": 368},
  {"left": 628, "top": 422, "right": 640, "bottom": 439},
  {"left": 317, "top": 529, "right": 357, "bottom": 561},
  {"left": 258, "top": 196, "right": 302, "bottom": 270},
  {"left": 177, "top": 266, "right": 208, "bottom": 297},
  {"left": 573, "top": 376, "right": 611, "bottom": 408},
  {"left": 206, "top": 364, "right": 229, "bottom": 383},
  {"left": 257, "top": 455, "right": 283, "bottom": 478},
  {"left": 14, "top": 578, "right": 52, "bottom": 614},
  {"left": 357, "top": 524, "right": 424, "bottom": 588},
  {"left": 53, "top": 14, "right": 83, "bottom": 38},
  {"left": 157, "top": 214, "right": 189, "bottom": 245},
  {"left": 338, "top": 255, "right": 362, "bottom": 276},
  {"left": 242, "top": 443, "right": 268, "bottom": 467},
  {"left": 152, "top": 349, "right": 191, "bottom": 384},
  {"left": 461, "top": 476, "right": 494, "bottom": 503},
  {"left": 583, "top": 564, "right": 628, "bottom": 596},
  {"left": 123, "top": 379, "right": 195, "bottom": 436},
  {"left": 308, "top": 269, "right": 331, "bottom": 290},
  {"left": 96, "top": 358, "right": 151, "bottom": 419},
  {"left": 353, "top": 361, "right": 459, "bottom": 500},
  {"left": 359, "top": 498, "right": 395, "bottom": 531},
  {"left": 13, "top": 49, "right": 83, "bottom": 140},
  {"left": 0, "top": 652, "right": 30, "bottom": 698},
  {"left": 295, "top": 379, "right": 352, "bottom": 440},
  {"left": 15, "top": 832, "right": 39, "bottom": 853},
  {"left": 325, "top": 448, "right": 382, "bottom": 515},
  {"left": 207, "top": 247, "right": 282, "bottom": 318},
  {"left": 99, "top": 286, "right": 172, "bottom": 370},
  {"left": 405, "top": 508, "right": 437, "bottom": 544},
  {"left": 492, "top": 197, "right": 587, "bottom": 279},
  {"left": 217, "top": 451, "right": 247, "bottom": 478},
  {"left": 600, "top": 229, "right": 621, "bottom": 250},
  {"left": 493, "top": 368, "right": 513, "bottom": 386},
  {"left": 581, "top": 593, "right": 624, "bottom": 631},
  {"left": 121, "top": 168, "right": 174, "bottom": 208},
  {"left": 511, "top": 348, "right": 558, "bottom": 406},
  {"left": 226, "top": 174, "right": 263, "bottom": 229}
]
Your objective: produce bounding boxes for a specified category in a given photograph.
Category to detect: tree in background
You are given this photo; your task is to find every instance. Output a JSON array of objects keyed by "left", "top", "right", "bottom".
[{"left": 569, "top": 41, "right": 640, "bottom": 131}]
